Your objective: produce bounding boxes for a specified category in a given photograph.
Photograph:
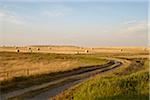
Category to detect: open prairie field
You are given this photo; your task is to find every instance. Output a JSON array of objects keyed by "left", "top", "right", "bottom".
[
  {"left": 0, "top": 51, "right": 109, "bottom": 81},
  {"left": 0, "top": 46, "right": 149, "bottom": 100},
  {"left": 0, "top": 45, "right": 149, "bottom": 54}
]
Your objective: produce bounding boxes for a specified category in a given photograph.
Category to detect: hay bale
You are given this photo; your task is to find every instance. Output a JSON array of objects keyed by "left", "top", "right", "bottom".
[
  {"left": 120, "top": 49, "right": 123, "bottom": 52},
  {"left": 28, "top": 47, "right": 31, "bottom": 50},
  {"left": 37, "top": 48, "right": 40, "bottom": 51},
  {"left": 85, "top": 49, "right": 89, "bottom": 53},
  {"left": 16, "top": 49, "right": 20, "bottom": 52},
  {"left": 48, "top": 47, "right": 51, "bottom": 50},
  {"left": 75, "top": 51, "right": 79, "bottom": 54}
]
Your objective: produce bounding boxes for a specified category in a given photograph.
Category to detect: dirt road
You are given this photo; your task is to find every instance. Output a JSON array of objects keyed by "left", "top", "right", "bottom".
[{"left": 1, "top": 60, "right": 122, "bottom": 100}]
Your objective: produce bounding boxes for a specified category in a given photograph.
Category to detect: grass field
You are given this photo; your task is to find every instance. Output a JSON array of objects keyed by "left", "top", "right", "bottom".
[
  {"left": 0, "top": 52, "right": 108, "bottom": 81},
  {"left": 0, "top": 51, "right": 109, "bottom": 94},
  {"left": 0, "top": 46, "right": 149, "bottom": 100},
  {"left": 1, "top": 46, "right": 148, "bottom": 81}
]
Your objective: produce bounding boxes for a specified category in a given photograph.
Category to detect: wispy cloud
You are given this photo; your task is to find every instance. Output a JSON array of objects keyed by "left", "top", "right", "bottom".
[
  {"left": 123, "top": 20, "right": 137, "bottom": 25},
  {"left": 41, "top": 5, "right": 72, "bottom": 17},
  {"left": 42, "top": 10, "right": 66, "bottom": 17},
  {"left": 0, "top": 10, "right": 25, "bottom": 25},
  {"left": 123, "top": 21, "right": 147, "bottom": 34},
  {"left": 122, "top": 20, "right": 147, "bottom": 34}
]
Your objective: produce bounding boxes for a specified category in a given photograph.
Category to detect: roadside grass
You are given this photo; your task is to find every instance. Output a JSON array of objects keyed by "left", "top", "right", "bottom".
[{"left": 53, "top": 58, "right": 149, "bottom": 100}]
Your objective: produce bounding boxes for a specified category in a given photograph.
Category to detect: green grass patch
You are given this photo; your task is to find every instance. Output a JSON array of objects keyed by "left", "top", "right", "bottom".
[{"left": 54, "top": 69, "right": 149, "bottom": 100}]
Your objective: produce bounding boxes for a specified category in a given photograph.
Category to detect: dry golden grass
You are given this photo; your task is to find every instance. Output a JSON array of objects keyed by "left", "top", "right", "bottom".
[
  {"left": 0, "top": 52, "right": 108, "bottom": 81},
  {"left": 0, "top": 46, "right": 148, "bottom": 81}
]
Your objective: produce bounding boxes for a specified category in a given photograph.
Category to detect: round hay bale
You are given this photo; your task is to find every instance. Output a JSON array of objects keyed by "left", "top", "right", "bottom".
[
  {"left": 75, "top": 51, "right": 79, "bottom": 54},
  {"left": 16, "top": 49, "right": 20, "bottom": 52},
  {"left": 85, "top": 49, "right": 89, "bottom": 53},
  {"left": 48, "top": 47, "right": 51, "bottom": 50},
  {"left": 28, "top": 47, "right": 31, "bottom": 50},
  {"left": 120, "top": 49, "right": 123, "bottom": 52},
  {"left": 37, "top": 48, "right": 40, "bottom": 51}
]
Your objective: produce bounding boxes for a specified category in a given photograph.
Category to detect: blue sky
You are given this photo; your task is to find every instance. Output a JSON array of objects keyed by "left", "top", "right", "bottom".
[{"left": 0, "top": 0, "right": 148, "bottom": 46}]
